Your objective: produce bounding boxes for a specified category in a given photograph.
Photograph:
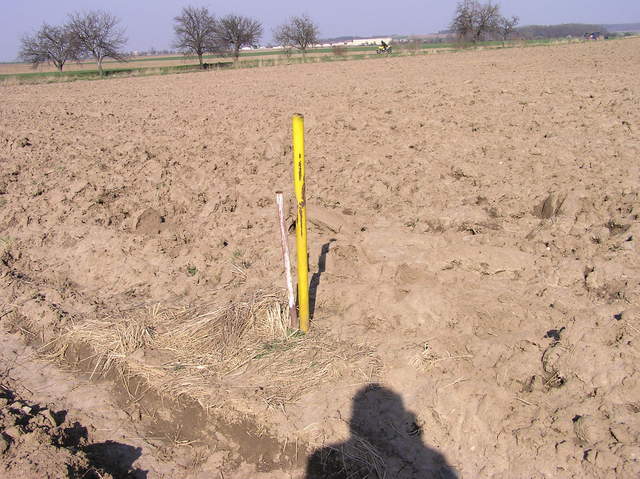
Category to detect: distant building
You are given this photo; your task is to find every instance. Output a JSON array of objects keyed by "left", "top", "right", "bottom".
[
  {"left": 318, "top": 37, "right": 393, "bottom": 47},
  {"left": 270, "top": 37, "right": 394, "bottom": 49},
  {"left": 347, "top": 37, "right": 393, "bottom": 46}
]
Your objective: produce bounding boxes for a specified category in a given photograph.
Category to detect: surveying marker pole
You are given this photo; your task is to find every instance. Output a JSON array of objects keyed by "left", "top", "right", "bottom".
[
  {"left": 292, "top": 114, "right": 310, "bottom": 333},
  {"left": 275, "top": 191, "right": 298, "bottom": 329}
]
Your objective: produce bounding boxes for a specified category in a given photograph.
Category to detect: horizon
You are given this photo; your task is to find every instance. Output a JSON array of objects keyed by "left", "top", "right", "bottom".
[{"left": 1, "top": 0, "right": 639, "bottom": 62}]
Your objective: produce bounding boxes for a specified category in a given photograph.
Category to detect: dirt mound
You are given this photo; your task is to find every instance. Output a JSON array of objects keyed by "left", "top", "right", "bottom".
[
  {"left": 135, "top": 208, "right": 167, "bottom": 235},
  {"left": 0, "top": 385, "right": 145, "bottom": 478}
]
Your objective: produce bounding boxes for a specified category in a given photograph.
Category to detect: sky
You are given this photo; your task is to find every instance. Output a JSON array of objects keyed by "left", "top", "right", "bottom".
[{"left": 1, "top": 0, "right": 639, "bottom": 61}]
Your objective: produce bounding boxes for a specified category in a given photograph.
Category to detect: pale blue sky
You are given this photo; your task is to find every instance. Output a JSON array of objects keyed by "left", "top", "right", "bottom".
[{"left": 1, "top": 0, "right": 639, "bottom": 61}]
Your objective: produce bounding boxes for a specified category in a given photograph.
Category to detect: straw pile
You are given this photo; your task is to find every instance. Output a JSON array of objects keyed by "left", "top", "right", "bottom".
[{"left": 49, "top": 289, "right": 378, "bottom": 410}]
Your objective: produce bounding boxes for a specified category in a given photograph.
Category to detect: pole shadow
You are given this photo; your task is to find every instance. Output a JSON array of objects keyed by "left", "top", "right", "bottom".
[
  {"left": 305, "top": 384, "right": 458, "bottom": 479},
  {"left": 309, "top": 239, "right": 335, "bottom": 319}
]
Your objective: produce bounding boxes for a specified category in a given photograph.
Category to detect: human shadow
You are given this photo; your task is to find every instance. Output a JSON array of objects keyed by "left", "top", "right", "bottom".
[
  {"left": 83, "top": 441, "right": 147, "bottom": 478},
  {"left": 305, "top": 384, "right": 457, "bottom": 479},
  {"left": 309, "top": 239, "right": 336, "bottom": 319},
  {"left": 60, "top": 421, "right": 147, "bottom": 478}
]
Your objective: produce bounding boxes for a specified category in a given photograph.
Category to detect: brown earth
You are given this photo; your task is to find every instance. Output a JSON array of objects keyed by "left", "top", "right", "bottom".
[
  {"left": 0, "top": 332, "right": 160, "bottom": 479},
  {"left": 1, "top": 38, "right": 640, "bottom": 478}
]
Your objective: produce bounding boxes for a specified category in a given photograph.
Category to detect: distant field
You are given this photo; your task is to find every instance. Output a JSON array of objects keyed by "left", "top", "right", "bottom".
[{"left": 0, "top": 46, "right": 382, "bottom": 75}]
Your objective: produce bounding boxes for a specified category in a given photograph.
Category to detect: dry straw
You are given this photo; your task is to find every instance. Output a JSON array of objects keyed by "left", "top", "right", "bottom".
[
  {"left": 410, "top": 342, "right": 473, "bottom": 372},
  {"left": 336, "top": 433, "right": 387, "bottom": 478},
  {"left": 50, "top": 289, "right": 377, "bottom": 409},
  {"left": 313, "top": 432, "right": 387, "bottom": 479}
]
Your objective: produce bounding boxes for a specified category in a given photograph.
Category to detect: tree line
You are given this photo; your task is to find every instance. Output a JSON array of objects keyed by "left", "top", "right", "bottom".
[
  {"left": 20, "top": 11, "right": 127, "bottom": 75},
  {"left": 20, "top": 2, "right": 602, "bottom": 74},
  {"left": 517, "top": 23, "right": 609, "bottom": 40},
  {"left": 448, "top": 1, "right": 610, "bottom": 42},
  {"left": 19, "top": 6, "right": 320, "bottom": 74},
  {"left": 449, "top": 0, "right": 519, "bottom": 43},
  {"left": 172, "top": 7, "right": 319, "bottom": 66}
]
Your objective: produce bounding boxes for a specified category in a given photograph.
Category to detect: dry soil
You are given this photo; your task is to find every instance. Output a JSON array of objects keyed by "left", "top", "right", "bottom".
[{"left": 1, "top": 38, "right": 639, "bottom": 478}]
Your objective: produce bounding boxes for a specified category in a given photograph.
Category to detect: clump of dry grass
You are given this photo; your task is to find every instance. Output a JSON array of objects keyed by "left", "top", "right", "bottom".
[
  {"left": 337, "top": 433, "right": 387, "bottom": 478},
  {"left": 51, "top": 289, "right": 377, "bottom": 409},
  {"left": 0, "top": 77, "right": 20, "bottom": 87},
  {"left": 313, "top": 433, "right": 387, "bottom": 479},
  {"left": 410, "top": 342, "right": 473, "bottom": 372}
]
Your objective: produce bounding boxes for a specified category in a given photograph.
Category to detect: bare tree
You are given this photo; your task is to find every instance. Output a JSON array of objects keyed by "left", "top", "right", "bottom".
[
  {"left": 68, "top": 10, "right": 127, "bottom": 76},
  {"left": 450, "top": 0, "right": 502, "bottom": 43},
  {"left": 173, "top": 6, "right": 218, "bottom": 67},
  {"left": 498, "top": 15, "right": 519, "bottom": 42},
  {"left": 273, "top": 15, "right": 319, "bottom": 57},
  {"left": 450, "top": 1, "right": 474, "bottom": 41},
  {"left": 214, "top": 14, "right": 263, "bottom": 60},
  {"left": 19, "top": 23, "right": 79, "bottom": 72}
]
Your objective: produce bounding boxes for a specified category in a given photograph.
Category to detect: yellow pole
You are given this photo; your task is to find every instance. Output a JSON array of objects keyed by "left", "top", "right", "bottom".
[{"left": 292, "top": 114, "right": 309, "bottom": 332}]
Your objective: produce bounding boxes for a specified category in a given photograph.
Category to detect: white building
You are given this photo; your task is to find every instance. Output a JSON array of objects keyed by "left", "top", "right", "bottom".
[{"left": 347, "top": 37, "right": 392, "bottom": 46}]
